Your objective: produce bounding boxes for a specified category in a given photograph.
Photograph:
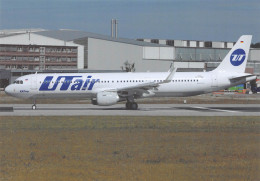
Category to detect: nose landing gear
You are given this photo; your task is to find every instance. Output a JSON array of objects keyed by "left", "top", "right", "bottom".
[
  {"left": 32, "top": 105, "right": 37, "bottom": 110},
  {"left": 32, "top": 99, "right": 37, "bottom": 110}
]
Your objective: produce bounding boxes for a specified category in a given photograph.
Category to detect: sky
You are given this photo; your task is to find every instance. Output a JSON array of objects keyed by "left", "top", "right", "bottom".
[{"left": 0, "top": 0, "right": 259, "bottom": 42}]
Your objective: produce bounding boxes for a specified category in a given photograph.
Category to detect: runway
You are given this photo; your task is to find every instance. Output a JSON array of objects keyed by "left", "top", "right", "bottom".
[{"left": 0, "top": 104, "right": 260, "bottom": 116}]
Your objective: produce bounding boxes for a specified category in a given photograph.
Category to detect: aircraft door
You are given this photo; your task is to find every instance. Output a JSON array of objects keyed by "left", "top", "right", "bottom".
[{"left": 31, "top": 75, "right": 37, "bottom": 90}]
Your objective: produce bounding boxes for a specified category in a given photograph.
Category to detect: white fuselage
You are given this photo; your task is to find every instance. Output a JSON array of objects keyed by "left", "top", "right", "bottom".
[{"left": 5, "top": 71, "right": 254, "bottom": 100}]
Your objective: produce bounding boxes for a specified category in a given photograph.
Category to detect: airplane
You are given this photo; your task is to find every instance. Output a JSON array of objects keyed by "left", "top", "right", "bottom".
[{"left": 4, "top": 35, "right": 256, "bottom": 110}]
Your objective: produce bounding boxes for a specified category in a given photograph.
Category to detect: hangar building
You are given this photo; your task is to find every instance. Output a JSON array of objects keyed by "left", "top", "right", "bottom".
[
  {"left": 0, "top": 29, "right": 173, "bottom": 72},
  {"left": 0, "top": 29, "right": 259, "bottom": 87}
]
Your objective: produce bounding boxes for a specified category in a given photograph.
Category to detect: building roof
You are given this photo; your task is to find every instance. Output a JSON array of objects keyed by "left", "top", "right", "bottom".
[
  {"left": 0, "top": 28, "right": 46, "bottom": 38},
  {"left": 35, "top": 29, "right": 168, "bottom": 47},
  {"left": 0, "top": 33, "right": 23, "bottom": 38}
]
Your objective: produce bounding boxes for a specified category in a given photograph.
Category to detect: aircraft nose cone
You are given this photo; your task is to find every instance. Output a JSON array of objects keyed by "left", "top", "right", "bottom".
[{"left": 4, "top": 85, "right": 13, "bottom": 96}]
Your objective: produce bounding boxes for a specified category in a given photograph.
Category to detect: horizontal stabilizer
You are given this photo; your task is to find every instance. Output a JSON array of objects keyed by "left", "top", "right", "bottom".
[{"left": 229, "top": 74, "right": 256, "bottom": 81}]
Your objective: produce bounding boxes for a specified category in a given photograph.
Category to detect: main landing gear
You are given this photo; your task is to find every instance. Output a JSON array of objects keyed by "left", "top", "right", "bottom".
[{"left": 125, "top": 101, "right": 138, "bottom": 110}]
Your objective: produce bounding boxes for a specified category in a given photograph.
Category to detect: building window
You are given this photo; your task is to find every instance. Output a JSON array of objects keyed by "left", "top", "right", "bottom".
[
  {"left": 0, "top": 56, "right": 5, "bottom": 60},
  {"left": 151, "top": 39, "right": 159, "bottom": 44},
  {"left": 166, "top": 40, "right": 174, "bottom": 46},
  {"left": 205, "top": 42, "right": 212, "bottom": 47},
  {"left": 224, "top": 42, "right": 227, "bottom": 48},
  {"left": 0, "top": 46, "right": 6, "bottom": 51}
]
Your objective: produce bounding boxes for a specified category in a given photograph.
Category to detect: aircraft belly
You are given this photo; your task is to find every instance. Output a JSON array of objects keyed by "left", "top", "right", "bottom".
[
  {"left": 156, "top": 83, "right": 209, "bottom": 97},
  {"left": 34, "top": 91, "right": 94, "bottom": 99},
  {"left": 154, "top": 91, "right": 205, "bottom": 97}
]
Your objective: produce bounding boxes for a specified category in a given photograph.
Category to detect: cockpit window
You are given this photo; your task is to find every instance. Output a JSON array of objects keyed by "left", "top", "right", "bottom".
[{"left": 13, "top": 80, "right": 23, "bottom": 84}]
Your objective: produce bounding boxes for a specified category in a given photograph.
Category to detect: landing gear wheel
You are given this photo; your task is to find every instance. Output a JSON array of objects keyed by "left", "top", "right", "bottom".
[
  {"left": 131, "top": 102, "right": 138, "bottom": 110},
  {"left": 126, "top": 102, "right": 131, "bottom": 110},
  {"left": 125, "top": 102, "right": 138, "bottom": 110},
  {"left": 32, "top": 105, "right": 37, "bottom": 110}
]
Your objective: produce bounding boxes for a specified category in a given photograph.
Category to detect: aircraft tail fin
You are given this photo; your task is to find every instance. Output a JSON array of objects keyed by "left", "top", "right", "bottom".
[{"left": 213, "top": 35, "right": 252, "bottom": 73}]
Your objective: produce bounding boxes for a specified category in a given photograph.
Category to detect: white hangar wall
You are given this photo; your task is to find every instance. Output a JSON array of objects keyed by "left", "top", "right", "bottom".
[
  {"left": 143, "top": 47, "right": 174, "bottom": 60},
  {"left": 135, "top": 59, "right": 172, "bottom": 72},
  {"left": 251, "top": 49, "right": 260, "bottom": 60},
  {"left": 88, "top": 38, "right": 173, "bottom": 72},
  {"left": 88, "top": 38, "right": 142, "bottom": 70}
]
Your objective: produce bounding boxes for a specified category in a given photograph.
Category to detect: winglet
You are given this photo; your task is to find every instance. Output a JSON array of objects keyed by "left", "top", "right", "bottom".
[{"left": 164, "top": 67, "right": 177, "bottom": 83}]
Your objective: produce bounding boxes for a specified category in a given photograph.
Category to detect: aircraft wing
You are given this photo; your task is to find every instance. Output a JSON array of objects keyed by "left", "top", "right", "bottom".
[
  {"left": 117, "top": 81, "right": 159, "bottom": 91},
  {"left": 106, "top": 68, "right": 177, "bottom": 97}
]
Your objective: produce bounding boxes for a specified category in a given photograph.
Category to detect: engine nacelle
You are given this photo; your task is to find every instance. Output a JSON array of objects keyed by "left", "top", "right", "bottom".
[{"left": 96, "top": 91, "right": 120, "bottom": 106}]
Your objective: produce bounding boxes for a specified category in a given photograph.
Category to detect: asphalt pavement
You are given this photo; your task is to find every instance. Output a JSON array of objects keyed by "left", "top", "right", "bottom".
[{"left": 0, "top": 104, "right": 259, "bottom": 116}]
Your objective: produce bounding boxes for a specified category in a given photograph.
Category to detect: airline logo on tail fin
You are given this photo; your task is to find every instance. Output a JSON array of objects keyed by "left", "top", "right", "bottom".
[{"left": 230, "top": 49, "right": 246, "bottom": 66}]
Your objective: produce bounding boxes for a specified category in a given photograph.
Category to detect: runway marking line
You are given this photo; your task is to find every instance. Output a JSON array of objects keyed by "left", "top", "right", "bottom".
[{"left": 192, "top": 106, "right": 239, "bottom": 113}]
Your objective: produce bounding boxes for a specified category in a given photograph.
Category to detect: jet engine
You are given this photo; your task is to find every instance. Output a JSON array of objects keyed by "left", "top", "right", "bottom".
[{"left": 92, "top": 91, "right": 120, "bottom": 106}]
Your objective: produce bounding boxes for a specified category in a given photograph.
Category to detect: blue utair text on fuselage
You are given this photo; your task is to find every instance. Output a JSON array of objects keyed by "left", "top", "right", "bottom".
[{"left": 39, "top": 76, "right": 99, "bottom": 91}]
